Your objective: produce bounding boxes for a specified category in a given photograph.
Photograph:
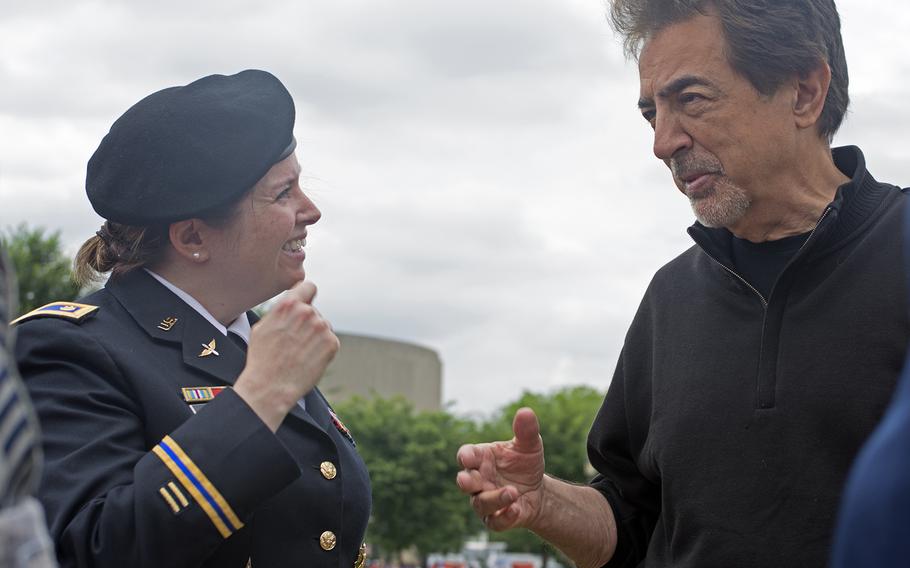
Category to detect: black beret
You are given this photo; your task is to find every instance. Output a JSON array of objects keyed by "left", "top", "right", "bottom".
[{"left": 86, "top": 69, "right": 296, "bottom": 225}]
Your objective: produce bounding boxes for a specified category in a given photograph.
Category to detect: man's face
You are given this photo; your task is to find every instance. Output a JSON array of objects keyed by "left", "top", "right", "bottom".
[{"left": 637, "top": 11, "right": 797, "bottom": 231}]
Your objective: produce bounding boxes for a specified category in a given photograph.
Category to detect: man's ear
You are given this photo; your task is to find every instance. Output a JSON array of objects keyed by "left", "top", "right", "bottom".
[
  {"left": 168, "top": 219, "right": 209, "bottom": 263},
  {"left": 793, "top": 60, "right": 832, "bottom": 131}
]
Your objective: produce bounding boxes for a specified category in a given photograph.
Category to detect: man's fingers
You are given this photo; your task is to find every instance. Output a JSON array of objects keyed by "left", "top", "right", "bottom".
[
  {"left": 512, "top": 407, "right": 542, "bottom": 453},
  {"left": 456, "top": 468, "right": 492, "bottom": 495},
  {"left": 470, "top": 486, "right": 518, "bottom": 518},
  {"left": 485, "top": 503, "right": 521, "bottom": 532},
  {"left": 456, "top": 444, "right": 483, "bottom": 469},
  {"left": 455, "top": 470, "right": 478, "bottom": 494},
  {"left": 287, "top": 280, "right": 317, "bottom": 305}
]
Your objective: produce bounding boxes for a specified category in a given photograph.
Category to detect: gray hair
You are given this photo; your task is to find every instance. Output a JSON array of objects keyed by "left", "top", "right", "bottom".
[{"left": 609, "top": 0, "right": 849, "bottom": 141}]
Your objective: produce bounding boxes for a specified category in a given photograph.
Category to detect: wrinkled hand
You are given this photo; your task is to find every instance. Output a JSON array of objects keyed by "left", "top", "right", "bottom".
[
  {"left": 456, "top": 408, "right": 546, "bottom": 531},
  {"left": 234, "top": 281, "right": 339, "bottom": 431}
]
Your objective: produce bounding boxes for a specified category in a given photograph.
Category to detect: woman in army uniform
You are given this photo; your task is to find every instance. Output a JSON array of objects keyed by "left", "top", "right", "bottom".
[{"left": 13, "top": 70, "right": 370, "bottom": 568}]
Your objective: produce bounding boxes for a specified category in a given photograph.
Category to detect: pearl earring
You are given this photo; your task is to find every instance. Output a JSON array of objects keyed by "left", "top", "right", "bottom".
[{"left": 192, "top": 252, "right": 201, "bottom": 259}]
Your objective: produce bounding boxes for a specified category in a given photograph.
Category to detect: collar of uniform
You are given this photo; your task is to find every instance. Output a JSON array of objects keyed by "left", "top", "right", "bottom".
[
  {"left": 144, "top": 269, "right": 251, "bottom": 344},
  {"left": 106, "top": 269, "right": 194, "bottom": 342},
  {"left": 105, "top": 270, "right": 248, "bottom": 384}
]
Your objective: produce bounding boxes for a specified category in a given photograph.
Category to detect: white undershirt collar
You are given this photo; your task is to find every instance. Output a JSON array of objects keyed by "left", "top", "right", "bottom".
[
  {"left": 145, "top": 269, "right": 250, "bottom": 344},
  {"left": 143, "top": 270, "right": 307, "bottom": 410}
]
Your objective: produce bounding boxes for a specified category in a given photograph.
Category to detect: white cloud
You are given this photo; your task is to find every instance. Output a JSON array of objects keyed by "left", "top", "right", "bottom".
[{"left": 1, "top": 0, "right": 907, "bottom": 415}]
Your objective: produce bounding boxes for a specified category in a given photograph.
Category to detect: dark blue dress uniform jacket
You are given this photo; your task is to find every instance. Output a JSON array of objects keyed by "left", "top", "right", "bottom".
[
  {"left": 830, "top": 199, "right": 910, "bottom": 567},
  {"left": 14, "top": 270, "right": 371, "bottom": 568}
]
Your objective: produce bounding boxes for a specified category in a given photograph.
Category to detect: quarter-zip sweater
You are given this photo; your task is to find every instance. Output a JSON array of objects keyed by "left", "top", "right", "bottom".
[{"left": 587, "top": 146, "right": 909, "bottom": 568}]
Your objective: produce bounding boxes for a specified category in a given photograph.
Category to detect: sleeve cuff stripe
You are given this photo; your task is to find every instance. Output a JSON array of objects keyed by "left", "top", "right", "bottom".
[
  {"left": 151, "top": 438, "right": 241, "bottom": 538},
  {"left": 160, "top": 435, "right": 244, "bottom": 530},
  {"left": 158, "top": 487, "right": 180, "bottom": 514},
  {"left": 168, "top": 481, "right": 190, "bottom": 507},
  {"left": 152, "top": 444, "right": 231, "bottom": 538}
]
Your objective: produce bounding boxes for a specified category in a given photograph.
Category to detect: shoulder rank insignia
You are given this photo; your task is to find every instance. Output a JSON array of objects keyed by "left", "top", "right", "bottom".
[{"left": 10, "top": 301, "right": 99, "bottom": 326}]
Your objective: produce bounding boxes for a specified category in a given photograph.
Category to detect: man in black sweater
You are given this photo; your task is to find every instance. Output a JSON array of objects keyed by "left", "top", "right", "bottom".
[{"left": 456, "top": 1, "right": 908, "bottom": 567}]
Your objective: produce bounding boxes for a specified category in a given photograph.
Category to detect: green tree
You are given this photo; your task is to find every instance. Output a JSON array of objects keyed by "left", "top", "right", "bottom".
[
  {"left": 334, "top": 396, "right": 482, "bottom": 564},
  {"left": 2, "top": 224, "right": 81, "bottom": 316},
  {"left": 484, "top": 385, "right": 606, "bottom": 564}
]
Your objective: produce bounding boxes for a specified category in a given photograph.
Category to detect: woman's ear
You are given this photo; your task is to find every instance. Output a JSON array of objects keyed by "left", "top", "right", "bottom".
[{"left": 168, "top": 219, "right": 209, "bottom": 262}]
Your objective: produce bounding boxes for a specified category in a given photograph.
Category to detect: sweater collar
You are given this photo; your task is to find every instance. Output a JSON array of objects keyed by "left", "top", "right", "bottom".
[
  {"left": 687, "top": 145, "right": 898, "bottom": 262},
  {"left": 819, "top": 145, "right": 897, "bottom": 248}
]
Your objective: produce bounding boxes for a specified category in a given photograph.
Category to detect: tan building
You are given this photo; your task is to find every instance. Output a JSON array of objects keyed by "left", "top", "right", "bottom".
[{"left": 319, "top": 332, "right": 443, "bottom": 412}]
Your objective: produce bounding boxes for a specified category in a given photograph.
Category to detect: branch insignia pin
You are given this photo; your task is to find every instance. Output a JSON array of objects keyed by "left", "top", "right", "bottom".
[{"left": 198, "top": 338, "right": 219, "bottom": 357}]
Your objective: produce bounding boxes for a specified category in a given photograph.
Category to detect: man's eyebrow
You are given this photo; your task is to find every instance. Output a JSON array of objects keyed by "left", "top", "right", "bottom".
[{"left": 638, "top": 75, "right": 716, "bottom": 110}]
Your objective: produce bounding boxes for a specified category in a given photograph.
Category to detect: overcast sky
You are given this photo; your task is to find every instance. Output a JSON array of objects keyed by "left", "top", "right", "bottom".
[{"left": 2, "top": 1, "right": 909, "bottom": 417}]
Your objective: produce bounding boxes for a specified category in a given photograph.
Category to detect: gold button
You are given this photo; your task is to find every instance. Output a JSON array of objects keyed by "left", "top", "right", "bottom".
[
  {"left": 320, "top": 461, "right": 337, "bottom": 480},
  {"left": 320, "top": 531, "right": 337, "bottom": 551}
]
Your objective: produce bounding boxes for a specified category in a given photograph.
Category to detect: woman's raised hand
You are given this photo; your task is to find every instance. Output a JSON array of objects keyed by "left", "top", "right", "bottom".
[{"left": 234, "top": 280, "right": 340, "bottom": 431}]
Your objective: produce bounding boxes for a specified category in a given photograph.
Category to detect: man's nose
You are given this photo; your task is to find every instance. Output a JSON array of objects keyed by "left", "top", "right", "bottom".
[{"left": 652, "top": 112, "right": 692, "bottom": 161}]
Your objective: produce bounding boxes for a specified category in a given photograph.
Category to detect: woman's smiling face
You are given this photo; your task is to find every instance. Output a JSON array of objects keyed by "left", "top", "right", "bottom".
[{"left": 207, "top": 153, "right": 322, "bottom": 306}]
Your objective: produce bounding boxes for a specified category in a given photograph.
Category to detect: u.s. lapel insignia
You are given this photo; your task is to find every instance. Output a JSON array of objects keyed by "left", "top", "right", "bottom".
[
  {"left": 198, "top": 338, "right": 219, "bottom": 357},
  {"left": 329, "top": 409, "right": 356, "bottom": 446},
  {"left": 157, "top": 317, "right": 179, "bottom": 331}
]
